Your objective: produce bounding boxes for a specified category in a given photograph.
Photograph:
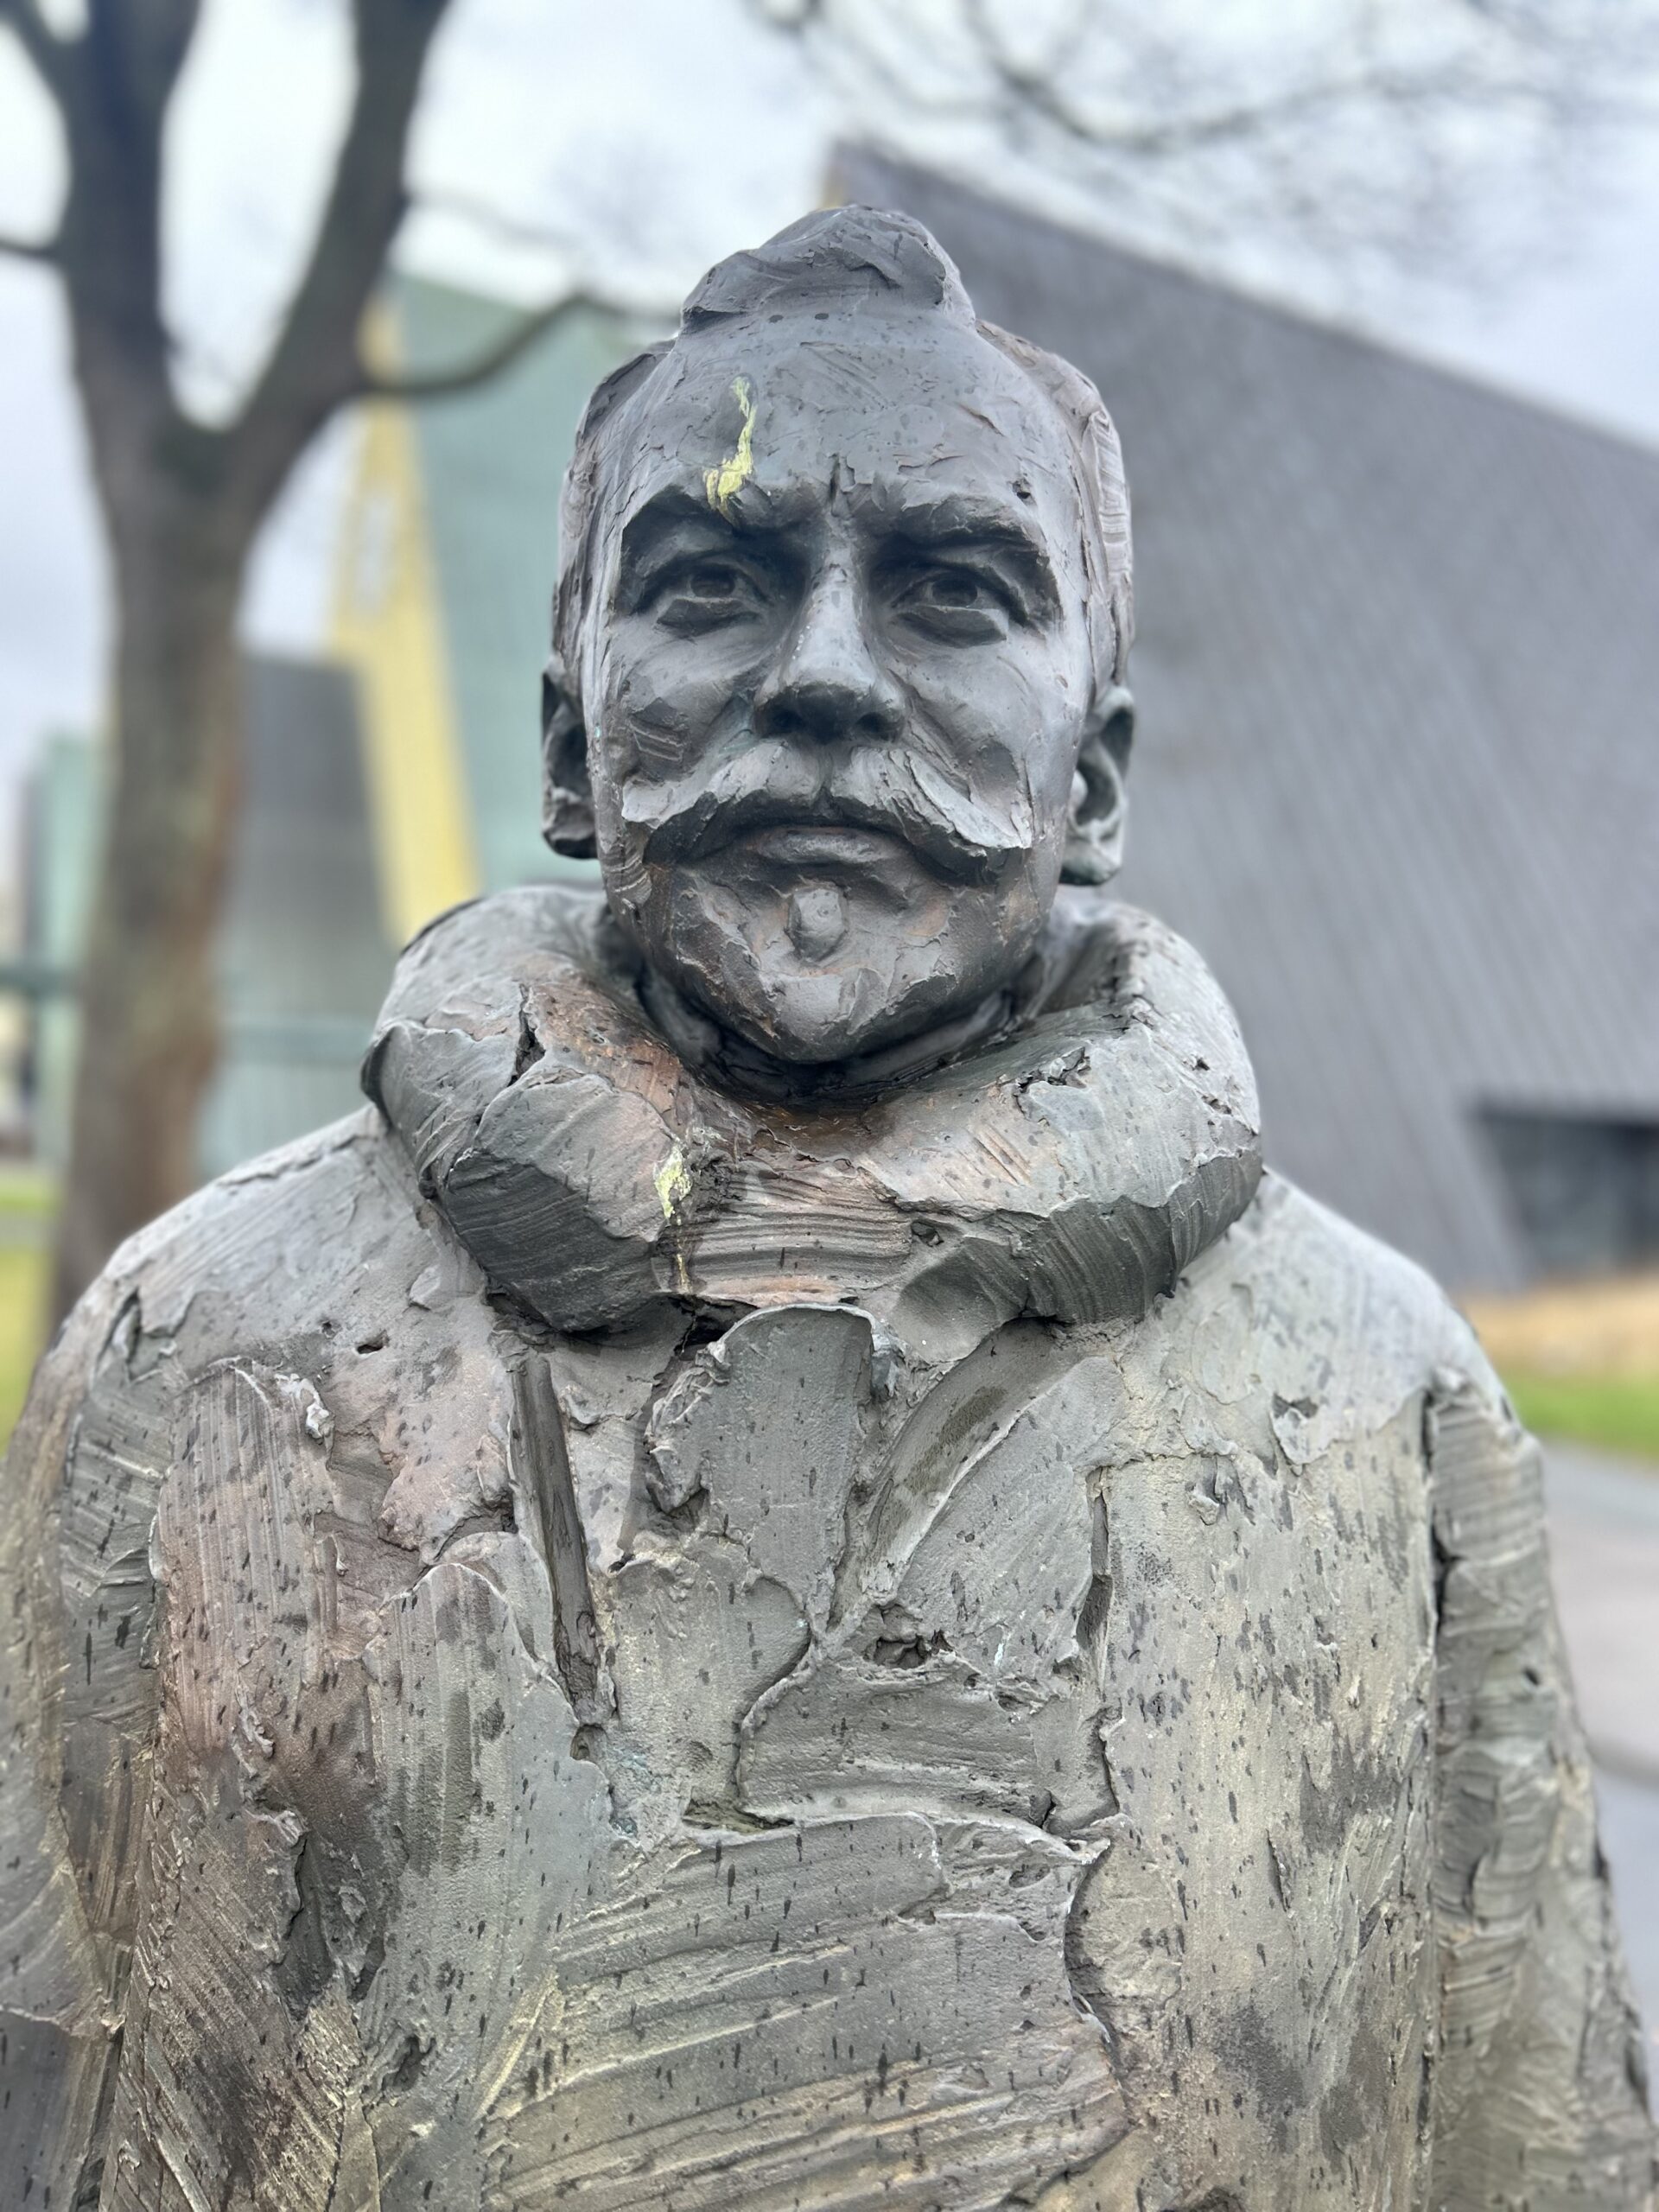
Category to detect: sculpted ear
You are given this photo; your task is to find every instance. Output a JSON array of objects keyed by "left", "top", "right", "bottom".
[
  {"left": 1061, "top": 685, "right": 1135, "bottom": 887},
  {"left": 541, "top": 653, "right": 596, "bottom": 860}
]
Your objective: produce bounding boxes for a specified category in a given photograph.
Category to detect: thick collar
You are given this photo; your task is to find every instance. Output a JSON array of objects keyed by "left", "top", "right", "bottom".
[{"left": 365, "top": 887, "right": 1261, "bottom": 1363}]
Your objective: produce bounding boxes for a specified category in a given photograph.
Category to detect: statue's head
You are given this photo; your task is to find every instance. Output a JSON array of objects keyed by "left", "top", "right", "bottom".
[{"left": 545, "top": 205, "right": 1134, "bottom": 1073}]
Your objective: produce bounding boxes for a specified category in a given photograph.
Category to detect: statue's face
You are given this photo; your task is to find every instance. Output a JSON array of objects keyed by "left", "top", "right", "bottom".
[{"left": 583, "top": 316, "right": 1097, "bottom": 1066}]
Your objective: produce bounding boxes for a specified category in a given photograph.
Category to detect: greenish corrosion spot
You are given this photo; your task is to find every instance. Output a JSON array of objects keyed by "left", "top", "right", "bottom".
[{"left": 704, "top": 378, "right": 756, "bottom": 519}]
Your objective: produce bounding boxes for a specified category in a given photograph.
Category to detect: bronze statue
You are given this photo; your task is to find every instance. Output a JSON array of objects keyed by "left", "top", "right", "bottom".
[{"left": 3, "top": 207, "right": 1651, "bottom": 2210}]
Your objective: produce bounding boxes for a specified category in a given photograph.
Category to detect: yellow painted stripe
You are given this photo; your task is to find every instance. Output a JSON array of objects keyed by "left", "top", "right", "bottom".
[{"left": 330, "top": 306, "right": 480, "bottom": 946}]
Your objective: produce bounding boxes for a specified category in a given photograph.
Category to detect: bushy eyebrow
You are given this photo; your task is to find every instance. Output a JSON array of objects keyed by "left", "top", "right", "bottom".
[
  {"left": 618, "top": 483, "right": 820, "bottom": 575},
  {"left": 876, "top": 494, "right": 1060, "bottom": 611},
  {"left": 618, "top": 487, "right": 728, "bottom": 574}
]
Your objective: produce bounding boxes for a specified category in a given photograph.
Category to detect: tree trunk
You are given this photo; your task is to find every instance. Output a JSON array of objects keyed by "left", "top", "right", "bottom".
[
  {"left": 50, "top": 508, "right": 247, "bottom": 1318},
  {"left": 27, "top": 0, "right": 461, "bottom": 1319}
]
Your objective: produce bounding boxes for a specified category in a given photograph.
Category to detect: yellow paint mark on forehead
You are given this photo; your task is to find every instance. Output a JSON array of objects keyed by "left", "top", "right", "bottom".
[{"left": 704, "top": 377, "right": 756, "bottom": 519}]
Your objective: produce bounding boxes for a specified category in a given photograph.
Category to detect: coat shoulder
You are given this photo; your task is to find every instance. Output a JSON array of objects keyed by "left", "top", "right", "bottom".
[
  {"left": 2, "top": 1106, "right": 432, "bottom": 1712},
  {"left": 90, "top": 1106, "right": 409, "bottom": 1361},
  {"left": 1224, "top": 1167, "right": 1502, "bottom": 1405},
  {"left": 1159, "top": 1171, "right": 1512, "bottom": 1481}
]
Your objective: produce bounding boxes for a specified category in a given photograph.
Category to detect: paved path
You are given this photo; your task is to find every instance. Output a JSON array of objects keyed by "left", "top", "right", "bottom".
[{"left": 1543, "top": 1443, "right": 1659, "bottom": 2101}]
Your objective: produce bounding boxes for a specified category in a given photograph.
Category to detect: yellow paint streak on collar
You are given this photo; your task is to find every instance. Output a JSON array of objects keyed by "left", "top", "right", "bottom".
[
  {"left": 703, "top": 377, "right": 756, "bottom": 519},
  {"left": 654, "top": 1145, "right": 694, "bottom": 1294},
  {"left": 654, "top": 1146, "right": 692, "bottom": 1218}
]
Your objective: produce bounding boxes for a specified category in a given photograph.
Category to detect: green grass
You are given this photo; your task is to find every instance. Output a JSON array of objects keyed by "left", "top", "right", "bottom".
[
  {"left": 1503, "top": 1370, "right": 1659, "bottom": 1464},
  {"left": 0, "top": 1236, "right": 47, "bottom": 1452},
  {"left": 0, "top": 1166, "right": 58, "bottom": 1224},
  {"left": 0, "top": 1169, "right": 53, "bottom": 1450}
]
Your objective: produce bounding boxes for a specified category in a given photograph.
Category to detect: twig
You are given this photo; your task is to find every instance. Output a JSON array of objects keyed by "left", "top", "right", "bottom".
[
  {"left": 354, "top": 288, "right": 610, "bottom": 402},
  {"left": 413, "top": 186, "right": 587, "bottom": 260},
  {"left": 0, "top": 0, "right": 70, "bottom": 99},
  {"left": 0, "top": 229, "right": 58, "bottom": 264}
]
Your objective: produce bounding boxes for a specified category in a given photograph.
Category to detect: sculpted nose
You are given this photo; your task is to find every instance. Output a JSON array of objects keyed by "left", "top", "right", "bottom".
[{"left": 754, "top": 570, "right": 903, "bottom": 747}]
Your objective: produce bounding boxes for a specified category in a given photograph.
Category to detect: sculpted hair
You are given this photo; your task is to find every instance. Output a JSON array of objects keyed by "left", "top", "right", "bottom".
[{"left": 544, "top": 205, "right": 1134, "bottom": 855}]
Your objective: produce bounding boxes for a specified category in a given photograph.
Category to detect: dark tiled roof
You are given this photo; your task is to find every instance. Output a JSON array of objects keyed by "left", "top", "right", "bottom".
[{"left": 840, "top": 149, "right": 1659, "bottom": 1289}]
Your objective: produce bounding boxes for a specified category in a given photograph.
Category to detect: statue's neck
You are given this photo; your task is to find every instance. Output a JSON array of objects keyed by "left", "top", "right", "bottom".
[{"left": 367, "top": 882, "right": 1262, "bottom": 1339}]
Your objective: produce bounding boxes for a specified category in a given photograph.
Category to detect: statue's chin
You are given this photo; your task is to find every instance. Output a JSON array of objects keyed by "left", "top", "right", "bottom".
[
  {"left": 654, "top": 924, "right": 1014, "bottom": 1081},
  {"left": 690, "top": 953, "right": 944, "bottom": 1068},
  {"left": 634, "top": 861, "right": 1045, "bottom": 1080},
  {"left": 724, "top": 988, "right": 910, "bottom": 1067}
]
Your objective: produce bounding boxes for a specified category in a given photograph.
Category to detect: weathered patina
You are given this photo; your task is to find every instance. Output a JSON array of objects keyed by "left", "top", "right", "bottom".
[{"left": 3, "top": 207, "right": 1651, "bottom": 2209}]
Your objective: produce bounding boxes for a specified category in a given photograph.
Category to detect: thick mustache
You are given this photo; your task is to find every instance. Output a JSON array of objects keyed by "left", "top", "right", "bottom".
[
  {"left": 650, "top": 787, "right": 985, "bottom": 882},
  {"left": 635, "top": 747, "right": 1033, "bottom": 887}
]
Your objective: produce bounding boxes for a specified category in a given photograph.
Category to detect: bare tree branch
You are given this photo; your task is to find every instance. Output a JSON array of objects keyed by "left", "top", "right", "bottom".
[
  {"left": 223, "top": 0, "right": 449, "bottom": 519},
  {"left": 777, "top": 0, "right": 1659, "bottom": 290},
  {"left": 355, "top": 289, "right": 615, "bottom": 404},
  {"left": 821, "top": 13, "right": 984, "bottom": 124},
  {"left": 959, "top": 0, "right": 1496, "bottom": 160},
  {"left": 1100, "top": 69, "right": 1484, "bottom": 156},
  {"left": 0, "top": 0, "right": 73, "bottom": 103},
  {"left": 48, "top": 2, "right": 207, "bottom": 509},
  {"left": 84, "top": 0, "right": 200, "bottom": 124},
  {"left": 0, "top": 229, "right": 58, "bottom": 263},
  {"left": 31, "top": 0, "right": 486, "bottom": 1307},
  {"left": 413, "top": 185, "right": 589, "bottom": 260}
]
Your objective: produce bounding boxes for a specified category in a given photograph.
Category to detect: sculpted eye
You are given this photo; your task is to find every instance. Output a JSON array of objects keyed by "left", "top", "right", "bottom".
[
  {"left": 893, "top": 563, "right": 1010, "bottom": 635},
  {"left": 683, "top": 562, "right": 744, "bottom": 601},
  {"left": 913, "top": 570, "right": 986, "bottom": 607},
  {"left": 653, "top": 556, "right": 766, "bottom": 632}
]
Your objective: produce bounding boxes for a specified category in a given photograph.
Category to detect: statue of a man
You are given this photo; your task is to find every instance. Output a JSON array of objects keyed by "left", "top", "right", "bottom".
[{"left": 3, "top": 209, "right": 1651, "bottom": 2210}]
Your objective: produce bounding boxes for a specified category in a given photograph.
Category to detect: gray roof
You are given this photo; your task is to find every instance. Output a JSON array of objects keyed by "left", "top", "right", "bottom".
[{"left": 840, "top": 149, "right": 1659, "bottom": 1290}]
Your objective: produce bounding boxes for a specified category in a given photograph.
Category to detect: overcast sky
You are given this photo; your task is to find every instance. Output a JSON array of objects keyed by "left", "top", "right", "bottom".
[{"left": 2, "top": 0, "right": 1657, "bottom": 848}]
